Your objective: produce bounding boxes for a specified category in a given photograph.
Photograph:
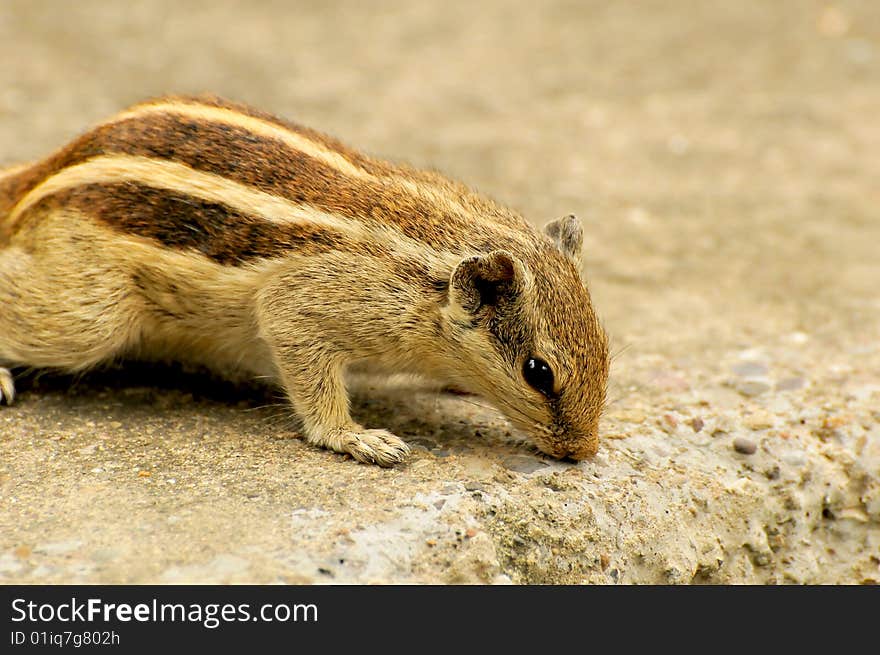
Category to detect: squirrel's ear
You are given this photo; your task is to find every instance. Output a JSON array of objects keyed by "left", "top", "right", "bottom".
[
  {"left": 449, "top": 250, "right": 525, "bottom": 313},
  {"left": 544, "top": 214, "right": 583, "bottom": 263}
]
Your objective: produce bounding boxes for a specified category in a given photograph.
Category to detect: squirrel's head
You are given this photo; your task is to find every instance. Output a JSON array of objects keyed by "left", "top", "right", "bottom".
[{"left": 438, "top": 214, "right": 609, "bottom": 460}]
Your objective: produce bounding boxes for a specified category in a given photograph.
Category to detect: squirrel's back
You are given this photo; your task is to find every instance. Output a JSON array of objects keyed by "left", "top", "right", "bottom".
[{"left": 0, "top": 95, "right": 541, "bottom": 266}]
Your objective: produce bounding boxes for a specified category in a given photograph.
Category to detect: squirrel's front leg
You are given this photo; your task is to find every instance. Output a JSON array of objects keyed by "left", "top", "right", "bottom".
[
  {"left": 256, "top": 271, "right": 411, "bottom": 467},
  {"left": 278, "top": 346, "right": 409, "bottom": 466}
]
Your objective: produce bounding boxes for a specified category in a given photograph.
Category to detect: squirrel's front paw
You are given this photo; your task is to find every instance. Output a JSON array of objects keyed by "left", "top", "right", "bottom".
[
  {"left": 345, "top": 429, "right": 411, "bottom": 467},
  {"left": 0, "top": 368, "right": 15, "bottom": 405},
  {"left": 315, "top": 427, "right": 410, "bottom": 467}
]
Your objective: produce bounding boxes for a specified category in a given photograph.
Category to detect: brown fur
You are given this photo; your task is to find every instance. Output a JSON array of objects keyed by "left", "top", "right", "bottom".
[
  {"left": 0, "top": 96, "right": 609, "bottom": 465},
  {"left": 34, "top": 182, "right": 345, "bottom": 264}
]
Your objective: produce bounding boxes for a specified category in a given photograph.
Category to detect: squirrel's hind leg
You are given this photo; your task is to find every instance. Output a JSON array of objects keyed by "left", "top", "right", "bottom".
[
  {"left": 0, "top": 214, "right": 141, "bottom": 390},
  {"left": 0, "top": 366, "right": 13, "bottom": 405}
]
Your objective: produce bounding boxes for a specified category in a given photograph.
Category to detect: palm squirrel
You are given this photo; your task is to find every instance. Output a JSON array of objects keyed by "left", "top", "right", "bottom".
[{"left": 0, "top": 96, "right": 609, "bottom": 466}]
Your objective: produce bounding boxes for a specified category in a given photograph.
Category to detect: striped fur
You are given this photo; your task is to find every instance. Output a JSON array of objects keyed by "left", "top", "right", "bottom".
[{"left": 0, "top": 95, "right": 609, "bottom": 465}]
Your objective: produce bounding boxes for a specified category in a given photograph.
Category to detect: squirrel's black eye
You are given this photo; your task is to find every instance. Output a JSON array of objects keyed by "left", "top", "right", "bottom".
[{"left": 523, "top": 357, "right": 555, "bottom": 397}]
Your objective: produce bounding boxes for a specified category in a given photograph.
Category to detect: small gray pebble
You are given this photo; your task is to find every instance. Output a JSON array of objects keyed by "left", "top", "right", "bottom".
[
  {"left": 464, "top": 481, "right": 486, "bottom": 492},
  {"left": 502, "top": 456, "right": 548, "bottom": 474},
  {"left": 732, "top": 361, "right": 769, "bottom": 377},
  {"left": 776, "top": 377, "right": 805, "bottom": 391},
  {"left": 780, "top": 451, "right": 806, "bottom": 468},
  {"left": 733, "top": 437, "right": 757, "bottom": 455},
  {"left": 736, "top": 380, "right": 771, "bottom": 397}
]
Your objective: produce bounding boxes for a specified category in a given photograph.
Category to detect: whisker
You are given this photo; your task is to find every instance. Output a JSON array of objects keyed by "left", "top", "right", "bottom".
[
  {"left": 610, "top": 342, "right": 633, "bottom": 362},
  {"left": 437, "top": 391, "right": 541, "bottom": 431},
  {"left": 603, "top": 394, "right": 626, "bottom": 409},
  {"left": 240, "top": 401, "right": 289, "bottom": 413},
  {"left": 432, "top": 385, "right": 553, "bottom": 438},
  {"left": 256, "top": 412, "right": 299, "bottom": 431},
  {"left": 446, "top": 395, "right": 498, "bottom": 414}
]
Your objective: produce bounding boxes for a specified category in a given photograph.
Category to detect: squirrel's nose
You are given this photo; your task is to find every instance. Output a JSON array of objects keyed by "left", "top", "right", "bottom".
[
  {"left": 565, "top": 444, "right": 597, "bottom": 461},
  {"left": 562, "top": 432, "right": 599, "bottom": 461}
]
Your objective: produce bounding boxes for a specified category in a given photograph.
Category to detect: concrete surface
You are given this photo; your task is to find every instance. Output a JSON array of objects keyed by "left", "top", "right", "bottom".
[{"left": 0, "top": 0, "right": 878, "bottom": 583}]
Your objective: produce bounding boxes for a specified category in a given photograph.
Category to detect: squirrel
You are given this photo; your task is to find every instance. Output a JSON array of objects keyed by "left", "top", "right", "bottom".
[{"left": 0, "top": 95, "right": 609, "bottom": 467}]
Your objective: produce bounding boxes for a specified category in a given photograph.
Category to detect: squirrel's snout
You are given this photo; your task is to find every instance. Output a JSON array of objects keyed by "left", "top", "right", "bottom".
[
  {"left": 566, "top": 443, "right": 598, "bottom": 461},
  {"left": 552, "top": 429, "right": 599, "bottom": 461},
  {"left": 553, "top": 444, "right": 597, "bottom": 461}
]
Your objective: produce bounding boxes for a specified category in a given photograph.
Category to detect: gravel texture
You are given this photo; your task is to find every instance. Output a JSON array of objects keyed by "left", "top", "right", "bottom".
[{"left": 0, "top": 0, "right": 878, "bottom": 584}]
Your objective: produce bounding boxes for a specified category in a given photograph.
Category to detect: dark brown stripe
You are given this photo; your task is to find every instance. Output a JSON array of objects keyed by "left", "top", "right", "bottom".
[
  {"left": 181, "top": 95, "right": 499, "bottom": 208},
  {"left": 36, "top": 182, "right": 343, "bottom": 265},
  {"left": 161, "top": 96, "right": 503, "bottom": 209},
  {"left": 96, "top": 112, "right": 507, "bottom": 249},
  {"left": 1, "top": 165, "right": 50, "bottom": 226},
  {"left": 2, "top": 97, "right": 387, "bottom": 226},
  {"left": 29, "top": 182, "right": 439, "bottom": 292},
  {"left": 165, "top": 94, "right": 395, "bottom": 178},
  {"left": 10, "top": 96, "right": 527, "bottom": 250}
]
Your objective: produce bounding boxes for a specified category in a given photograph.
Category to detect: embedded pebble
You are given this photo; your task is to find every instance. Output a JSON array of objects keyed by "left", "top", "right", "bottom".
[
  {"left": 617, "top": 409, "right": 646, "bottom": 424},
  {"left": 732, "top": 361, "right": 769, "bottom": 377},
  {"left": 735, "top": 380, "right": 771, "bottom": 397},
  {"left": 837, "top": 508, "right": 869, "bottom": 523},
  {"left": 501, "top": 456, "right": 548, "bottom": 474},
  {"left": 780, "top": 451, "right": 807, "bottom": 467},
  {"left": 690, "top": 417, "right": 704, "bottom": 432},
  {"left": 733, "top": 437, "right": 758, "bottom": 455},
  {"left": 744, "top": 411, "right": 774, "bottom": 431},
  {"left": 776, "top": 377, "right": 805, "bottom": 391}
]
